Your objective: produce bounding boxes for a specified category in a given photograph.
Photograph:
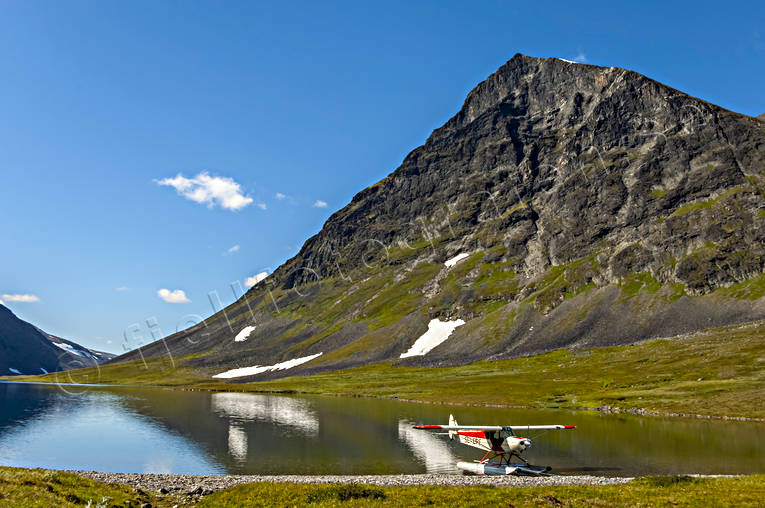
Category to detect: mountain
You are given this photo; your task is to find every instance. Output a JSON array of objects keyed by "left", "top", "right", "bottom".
[
  {"left": 0, "top": 304, "right": 115, "bottom": 376},
  {"left": 758, "top": 113, "right": 765, "bottom": 121},
  {"left": 115, "top": 54, "right": 765, "bottom": 380}
]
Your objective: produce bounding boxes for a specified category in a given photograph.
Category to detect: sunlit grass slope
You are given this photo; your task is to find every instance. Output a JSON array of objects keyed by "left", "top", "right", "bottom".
[{"left": 6, "top": 320, "right": 763, "bottom": 419}]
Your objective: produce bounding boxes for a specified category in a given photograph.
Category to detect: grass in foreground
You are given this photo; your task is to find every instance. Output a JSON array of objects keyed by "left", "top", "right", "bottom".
[
  {"left": 199, "top": 475, "right": 765, "bottom": 507},
  {"left": 0, "top": 467, "right": 183, "bottom": 507},
  {"left": 6, "top": 321, "right": 764, "bottom": 419},
  {"left": 0, "top": 467, "right": 763, "bottom": 508}
]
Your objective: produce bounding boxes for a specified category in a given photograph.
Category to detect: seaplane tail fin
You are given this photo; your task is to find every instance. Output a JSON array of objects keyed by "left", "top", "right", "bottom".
[{"left": 448, "top": 414, "right": 457, "bottom": 440}]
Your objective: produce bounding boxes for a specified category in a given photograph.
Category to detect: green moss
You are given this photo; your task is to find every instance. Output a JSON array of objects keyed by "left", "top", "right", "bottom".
[
  {"left": 473, "top": 303, "right": 519, "bottom": 346},
  {"left": 565, "top": 281, "right": 595, "bottom": 298},
  {"left": 667, "top": 283, "right": 687, "bottom": 302},
  {"left": 670, "top": 185, "right": 751, "bottom": 217},
  {"left": 288, "top": 322, "right": 344, "bottom": 353},
  {"left": 758, "top": 209, "right": 765, "bottom": 219},
  {"left": 472, "top": 259, "right": 518, "bottom": 306},
  {"left": 618, "top": 272, "right": 662, "bottom": 301},
  {"left": 650, "top": 189, "right": 668, "bottom": 198},
  {"left": 305, "top": 484, "right": 386, "bottom": 502},
  {"left": 501, "top": 200, "right": 528, "bottom": 217},
  {"left": 719, "top": 273, "right": 765, "bottom": 300},
  {"left": 387, "top": 237, "right": 436, "bottom": 263},
  {"left": 671, "top": 200, "right": 715, "bottom": 217},
  {"left": 526, "top": 254, "right": 600, "bottom": 312},
  {"left": 473, "top": 299, "right": 509, "bottom": 315},
  {"left": 360, "top": 263, "right": 440, "bottom": 330}
]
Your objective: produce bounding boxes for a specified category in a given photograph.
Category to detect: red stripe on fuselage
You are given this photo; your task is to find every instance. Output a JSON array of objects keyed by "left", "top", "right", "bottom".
[{"left": 457, "top": 431, "right": 487, "bottom": 438}]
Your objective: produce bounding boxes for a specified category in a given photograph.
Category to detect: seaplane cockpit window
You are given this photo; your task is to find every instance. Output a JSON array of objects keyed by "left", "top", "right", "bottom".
[{"left": 488, "top": 432, "right": 504, "bottom": 447}]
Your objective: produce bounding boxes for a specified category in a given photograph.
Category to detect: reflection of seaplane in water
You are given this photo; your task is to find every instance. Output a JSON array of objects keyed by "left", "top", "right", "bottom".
[{"left": 414, "top": 414, "right": 575, "bottom": 476}]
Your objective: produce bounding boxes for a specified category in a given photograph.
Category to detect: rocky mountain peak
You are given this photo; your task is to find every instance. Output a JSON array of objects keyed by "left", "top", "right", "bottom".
[
  {"left": 116, "top": 55, "right": 764, "bottom": 378},
  {"left": 275, "top": 54, "right": 763, "bottom": 293}
]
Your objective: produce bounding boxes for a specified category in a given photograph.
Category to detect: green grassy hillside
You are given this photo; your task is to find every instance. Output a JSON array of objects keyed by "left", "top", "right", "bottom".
[{"left": 8, "top": 320, "right": 764, "bottom": 419}]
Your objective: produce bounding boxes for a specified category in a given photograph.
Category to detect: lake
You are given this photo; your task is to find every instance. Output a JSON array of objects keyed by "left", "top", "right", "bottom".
[{"left": 1, "top": 381, "right": 763, "bottom": 476}]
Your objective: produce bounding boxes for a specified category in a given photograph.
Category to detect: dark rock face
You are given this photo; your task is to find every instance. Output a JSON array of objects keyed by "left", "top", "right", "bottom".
[
  {"left": 115, "top": 55, "right": 765, "bottom": 378},
  {"left": 0, "top": 304, "right": 114, "bottom": 375},
  {"left": 284, "top": 55, "right": 764, "bottom": 290}
]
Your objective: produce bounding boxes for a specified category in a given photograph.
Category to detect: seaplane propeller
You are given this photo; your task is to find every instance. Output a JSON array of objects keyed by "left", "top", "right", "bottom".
[{"left": 414, "top": 414, "right": 575, "bottom": 476}]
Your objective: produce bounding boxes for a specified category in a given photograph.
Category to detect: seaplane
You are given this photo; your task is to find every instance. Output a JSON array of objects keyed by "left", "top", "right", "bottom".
[{"left": 414, "top": 414, "right": 575, "bottom": 476}]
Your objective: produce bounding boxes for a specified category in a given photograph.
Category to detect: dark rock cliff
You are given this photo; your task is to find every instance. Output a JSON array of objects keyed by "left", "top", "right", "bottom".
[{"left": 283, "top": 55, "right": 764, "bottom": 292}]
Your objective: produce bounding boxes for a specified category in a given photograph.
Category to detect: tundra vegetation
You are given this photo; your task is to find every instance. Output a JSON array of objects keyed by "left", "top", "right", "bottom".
[{"left": 0, "top": 467, "right": 763, "bottom": 507}]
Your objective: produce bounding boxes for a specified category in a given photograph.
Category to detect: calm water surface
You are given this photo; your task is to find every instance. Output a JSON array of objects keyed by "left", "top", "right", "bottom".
[{"left": 1, "top": 382, "right": 763, "bottom": 476}]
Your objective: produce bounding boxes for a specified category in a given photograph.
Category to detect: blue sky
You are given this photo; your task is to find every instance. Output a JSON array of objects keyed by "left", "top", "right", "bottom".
[{"left": 1, "top": 1, "right": 763, "bottom": 353}]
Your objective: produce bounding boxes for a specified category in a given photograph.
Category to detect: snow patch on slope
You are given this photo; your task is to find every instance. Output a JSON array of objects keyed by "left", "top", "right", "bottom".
[
  {"left": 444, "top": 253, "right": 470, "bottom": 268},
  {"left": 212, "top": 352, "right": 323, "bottom": 379},
  {"left": 8, "top": 367, "right": 20, "bottom": 374},
  {"left": 51, "top": 342, "right": 96, "bottom": 360},
  {"left": 400, "top": 318, "right": 465, "bottom": 358},
  {"left": 234, "top": 326, "right": 256, "bottom": 342}
]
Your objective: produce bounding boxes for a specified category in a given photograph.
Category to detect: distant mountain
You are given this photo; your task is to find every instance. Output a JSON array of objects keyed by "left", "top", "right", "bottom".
[
  {"left": 0, "top": 304, "right": 114, "bottom": 376},
  {"left": 115, "top": 54, "right": 765, "bottom": 380},
  {"left": 758, "top": 113, "right": 765, "bottom": 121}
]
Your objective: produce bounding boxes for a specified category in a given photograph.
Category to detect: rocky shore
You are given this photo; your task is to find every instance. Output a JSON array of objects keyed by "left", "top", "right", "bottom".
[{"left": 73, "top": 471, "right": 633, "bottom": 497}]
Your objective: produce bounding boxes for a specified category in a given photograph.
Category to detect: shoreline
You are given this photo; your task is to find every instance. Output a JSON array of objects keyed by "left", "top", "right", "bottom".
[
  {"left": 72, "top": 471, "right": 636, "bottom": 494},
  {"left": 4, "top": 379, "right": 765, "bottom": 423}
]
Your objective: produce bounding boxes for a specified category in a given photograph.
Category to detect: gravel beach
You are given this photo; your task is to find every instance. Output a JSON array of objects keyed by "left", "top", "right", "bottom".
[{"left": 72, "top": 471, "right": 634, "bottom": 496}]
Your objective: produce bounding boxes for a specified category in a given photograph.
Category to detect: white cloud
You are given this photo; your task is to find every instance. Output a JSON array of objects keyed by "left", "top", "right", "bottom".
[
  {"left": 115, "top": 286, "right": 129, "bottom": 292},
  {"left": 157, "top": 288, "right": 190, "bottom": 303},
  {"left": 313, "top": 200, "right": 328, "bottom": 208},
  {"left": 245, "top": 272, "right": 269, "bottom": 288},
  {"left": 574, "top": 52, "right": 587, "bottom": 63},
  {"left": 1, "top": 294, "right": 40, "bottom": 303},
  {"left": 275, "top": 192, "right": 287, "bottom": 200},
  {"left": 155, "top": 172, "right": 253, "bottom": 211},
  {"left": 226, "top": 244, "right": 240, "bottom": 254},
  {"left": 256, "top": 202, "right": 267, "bottom": 210}
]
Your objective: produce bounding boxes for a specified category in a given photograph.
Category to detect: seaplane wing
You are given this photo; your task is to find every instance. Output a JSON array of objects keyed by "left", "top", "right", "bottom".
[
  {"left": 412, "top": 415, "right": 576, "bottom": 476},
  {"left": 413, "top": 424, "right": 575, "bottom": 431}
]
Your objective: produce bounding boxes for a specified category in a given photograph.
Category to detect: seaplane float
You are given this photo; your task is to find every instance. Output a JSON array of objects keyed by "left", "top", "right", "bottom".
[{"left": 414, "top": 414, "right": 575, "bottom": 476}]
